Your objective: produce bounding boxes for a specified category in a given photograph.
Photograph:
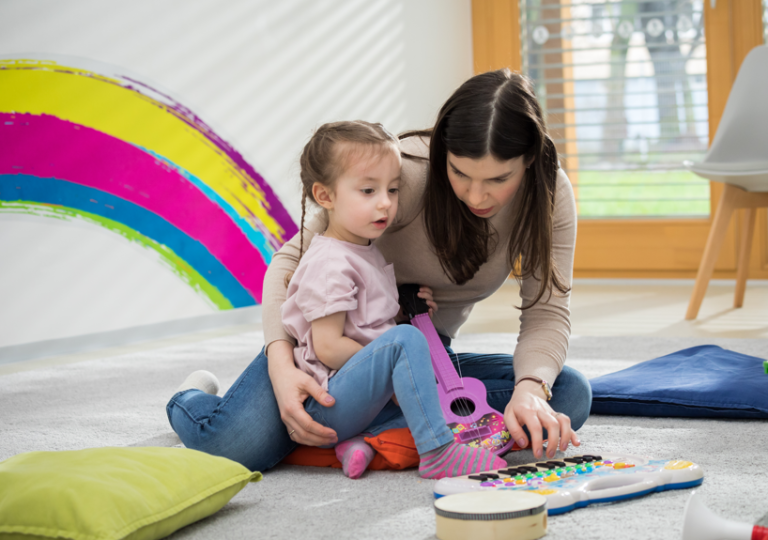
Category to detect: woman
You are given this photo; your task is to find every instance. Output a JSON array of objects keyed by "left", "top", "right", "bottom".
[{"left": 167, "top": 69, "right": 591, "bottom": 472}]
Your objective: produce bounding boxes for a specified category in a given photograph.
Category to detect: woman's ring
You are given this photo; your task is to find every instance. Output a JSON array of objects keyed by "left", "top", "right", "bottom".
[
  {"left": 553, "top": 412, "right": 564, "bottom": 417},
  {"left": 288, "top": 429, "right": 295, "bottom": 437}
]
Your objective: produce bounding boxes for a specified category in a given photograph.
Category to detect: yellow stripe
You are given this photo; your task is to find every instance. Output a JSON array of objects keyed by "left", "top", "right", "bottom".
[{"left": 0, "top": 60, "right": 287, "bottom": 243}]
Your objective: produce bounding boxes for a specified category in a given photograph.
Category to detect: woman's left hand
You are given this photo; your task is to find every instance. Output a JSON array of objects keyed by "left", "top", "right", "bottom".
[
  {"left": 503, "top": 380, "right": 580, "bottom": 459},
  {"left": 417, "top": 286, "right": 438, "bottom": 318}
]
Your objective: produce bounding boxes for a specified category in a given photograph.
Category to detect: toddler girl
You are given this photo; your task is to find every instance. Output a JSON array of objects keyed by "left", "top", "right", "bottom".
[{"left": 278, "top": 120, "right": 506, "bottom": 479}]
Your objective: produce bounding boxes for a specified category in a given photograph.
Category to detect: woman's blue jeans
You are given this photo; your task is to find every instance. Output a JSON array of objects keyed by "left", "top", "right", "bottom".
[{"left": 166, "top": 327, "right": 592, "bottom": 472}]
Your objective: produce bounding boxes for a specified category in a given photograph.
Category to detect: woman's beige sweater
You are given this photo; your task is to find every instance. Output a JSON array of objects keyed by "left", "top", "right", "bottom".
[{"left": 261, "top": 136, "right": 577, "bottom": 385}]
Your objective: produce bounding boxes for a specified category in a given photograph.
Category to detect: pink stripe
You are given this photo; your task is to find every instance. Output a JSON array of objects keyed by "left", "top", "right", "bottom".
[
  {"left": 420, "top": 444, "right": 455, "bottom": 469},
  {"left": 0, "top": 113, "right": 265, "bottom": 302},
  {"left": 420, "top": 451, "right": 443, "bottom": 468},
  {"left": 453, "top": 449, "right": 472, "bottom": 475},
  {"left": 432, "top": 446, "right": 463, "bottom": 475}
]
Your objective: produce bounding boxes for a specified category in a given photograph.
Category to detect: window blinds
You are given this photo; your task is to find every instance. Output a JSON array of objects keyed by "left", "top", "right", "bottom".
[{"left": 521, "top": 0, "right": 710, "bottom": 218}]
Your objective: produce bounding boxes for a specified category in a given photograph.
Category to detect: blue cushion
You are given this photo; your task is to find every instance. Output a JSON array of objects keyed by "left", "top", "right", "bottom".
[{"left": 590, "top": 345, "right": 768, "bottom": 419}]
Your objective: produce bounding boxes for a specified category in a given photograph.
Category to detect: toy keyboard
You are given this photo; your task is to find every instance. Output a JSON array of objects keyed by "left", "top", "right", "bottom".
[{"left": 433, "top": 454, "right": 704, "bottom": 515}]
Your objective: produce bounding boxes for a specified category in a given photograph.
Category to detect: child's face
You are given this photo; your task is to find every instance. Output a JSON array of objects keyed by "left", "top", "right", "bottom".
[{"left": 320, "top": 144, "right": 401, "bottom": 246}]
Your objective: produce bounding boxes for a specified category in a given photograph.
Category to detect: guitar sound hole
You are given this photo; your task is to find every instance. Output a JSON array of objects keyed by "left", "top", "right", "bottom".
[{"left": 450, "top": 398, "right": 476, "bottom": 417}]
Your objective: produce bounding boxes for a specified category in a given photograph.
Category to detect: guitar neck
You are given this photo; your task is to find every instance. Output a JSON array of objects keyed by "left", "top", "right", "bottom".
[{"left": 410, "top": 313, "right": 462, "bottom": 392}]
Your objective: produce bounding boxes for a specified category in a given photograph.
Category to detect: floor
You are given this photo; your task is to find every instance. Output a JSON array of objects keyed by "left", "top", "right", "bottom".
[
  {"left": 462, "top": 278, "right": 768, "bottom": 339},
  {"left": 4, "top": 326, "right": 765, "bottom": 540},
  {"left": 3, "top": 280, "right": 766, "bottom": 540}
]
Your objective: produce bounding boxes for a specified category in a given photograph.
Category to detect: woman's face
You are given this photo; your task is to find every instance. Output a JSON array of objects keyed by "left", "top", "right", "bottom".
[{"left": 446, "top": 152, "right": 527, "bottom": 219}]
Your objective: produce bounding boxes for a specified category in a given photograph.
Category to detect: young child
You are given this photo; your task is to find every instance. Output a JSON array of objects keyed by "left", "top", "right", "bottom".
[{"left": 277, "top": 120, "right": 507, "bottom": 479}]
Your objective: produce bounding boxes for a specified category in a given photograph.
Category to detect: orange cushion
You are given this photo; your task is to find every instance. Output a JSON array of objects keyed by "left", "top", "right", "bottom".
[
  {"left": 282, "top": 428, "right": 522, "bottom": 470},
  {"left": 364, "top": 428, "right": 420, "bottom": 470},
  {"left": 282, "top": 428, "right": 418, "bottom": 470}
]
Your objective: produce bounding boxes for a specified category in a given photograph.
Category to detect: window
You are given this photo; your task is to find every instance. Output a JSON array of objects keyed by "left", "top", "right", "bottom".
[
  {"left": 521, "top": 0, "right": 710, "bottom": 218},
  {"left": 473, "top": 0, "right": 766, "bottom": 278}
]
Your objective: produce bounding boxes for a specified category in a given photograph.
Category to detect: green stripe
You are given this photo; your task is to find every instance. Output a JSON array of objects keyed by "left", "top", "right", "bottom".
[{"left": 0, "top": 201, "right": 233, "bottom": 310}]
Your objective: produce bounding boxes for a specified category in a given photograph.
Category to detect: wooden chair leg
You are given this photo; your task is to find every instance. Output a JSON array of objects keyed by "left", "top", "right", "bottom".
[
  {"left": 734, "top": 208, "right": 756, "bottom": 308},
  {"left": 685, "top": 184, "right": 739, "bottom": 320}
]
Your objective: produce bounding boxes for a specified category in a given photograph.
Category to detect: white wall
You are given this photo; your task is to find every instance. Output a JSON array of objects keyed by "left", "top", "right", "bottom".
[{"left": 0, "top": 0, "right": 473, "bottom": 347}]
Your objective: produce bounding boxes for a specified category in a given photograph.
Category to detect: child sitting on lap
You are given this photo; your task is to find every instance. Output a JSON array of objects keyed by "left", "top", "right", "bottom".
[{"left": 279, "top": 120, "right": 507, "bottom": 479}]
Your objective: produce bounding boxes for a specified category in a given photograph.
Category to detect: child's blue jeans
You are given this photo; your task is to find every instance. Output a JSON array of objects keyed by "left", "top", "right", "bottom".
[{"left": 302, "top": 325, "right": 454, "bottom": 454}]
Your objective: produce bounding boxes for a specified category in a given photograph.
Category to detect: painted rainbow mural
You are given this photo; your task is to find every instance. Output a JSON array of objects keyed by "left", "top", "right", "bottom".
[{"left": 0, "top": 55, "right": 297, "bottom": 308}]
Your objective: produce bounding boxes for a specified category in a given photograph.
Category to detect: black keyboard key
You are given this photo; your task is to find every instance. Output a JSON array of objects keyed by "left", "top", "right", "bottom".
[
  {"left": 581, "top": 455, "right": 595, "bottom": 462},
  {"left": 518, "top": 466, "right": 539, "bottom": 473},
  {"left": 564, "top": 458, "right": 584, "bottom": 464},
  {"left": 469, "top": 475, "right": 487, "bottom": 481},
  {"left": 483, "top": 473, "right": 500, "bottom": 479},
  {"left": 535, "top": 462, "right": 557, "bottom": 470},
  {"left": 547, "top": 461, "right": 567, "bottom": 467}
]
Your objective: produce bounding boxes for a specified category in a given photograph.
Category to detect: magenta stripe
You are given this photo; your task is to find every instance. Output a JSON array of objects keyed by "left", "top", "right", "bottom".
[
  {"left": 454, "top": 451, "right": 471, "bottom": 476},
  {"left": 0, "top": 112, "right": 265, "bottom": 302},
  {"left": 423, "top": 446, "right": 462, "bottom": 476}
]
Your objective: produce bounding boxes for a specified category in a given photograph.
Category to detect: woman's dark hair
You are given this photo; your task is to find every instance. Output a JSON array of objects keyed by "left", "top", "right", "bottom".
[{"left": 401, "top": 68, "right": 569, "bottom": 308}]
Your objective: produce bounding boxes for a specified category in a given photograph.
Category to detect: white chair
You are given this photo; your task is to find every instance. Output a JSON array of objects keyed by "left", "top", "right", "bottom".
[{"left": 684, "top": 45, "right": 768, "bottom": 320}]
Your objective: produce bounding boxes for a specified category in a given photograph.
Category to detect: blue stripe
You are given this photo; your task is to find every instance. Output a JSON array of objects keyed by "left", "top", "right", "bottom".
[
  {"left": 138, "top": 146, "right": 274, "bottom": 264},
  {"left": 546, "top": 477, "right": 704, "bottom": 515},
  {"left": 433, "top": 477, "right": 704, "bottom": 515},
  {"left": 0, "top": 174, "right": 255, "bottom": 308}
]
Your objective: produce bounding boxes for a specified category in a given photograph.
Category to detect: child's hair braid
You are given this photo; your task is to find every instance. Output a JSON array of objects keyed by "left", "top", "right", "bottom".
[{"left": 284, "top": 120, "right": 398, "bottom": 288}]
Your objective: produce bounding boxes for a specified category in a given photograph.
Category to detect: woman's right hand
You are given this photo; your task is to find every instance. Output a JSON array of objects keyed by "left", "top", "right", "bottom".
[
  {"left": 267, "top": 340, "right": 338, "bottom": 447},
  {"left": 504, "top": 380, "right": 579, "bottom": 459}
]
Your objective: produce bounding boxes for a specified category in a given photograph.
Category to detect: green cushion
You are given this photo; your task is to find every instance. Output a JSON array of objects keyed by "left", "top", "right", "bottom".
[{"left": 0, "top": 446, "right": 262, "bottom": 540}]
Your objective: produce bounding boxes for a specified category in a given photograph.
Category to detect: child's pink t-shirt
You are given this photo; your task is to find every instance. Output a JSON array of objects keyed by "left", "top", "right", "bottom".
[{"left": 281, "top": 234, "right": 401, "bottom": 390}]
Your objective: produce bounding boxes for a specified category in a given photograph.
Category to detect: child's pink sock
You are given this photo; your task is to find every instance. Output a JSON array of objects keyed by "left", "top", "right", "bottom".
[
  {"left": 418, "top": 441, "right": 507, "bottom": 479},
  {"left": 334, "top": 436, "right": 375, "bottom": 479}
]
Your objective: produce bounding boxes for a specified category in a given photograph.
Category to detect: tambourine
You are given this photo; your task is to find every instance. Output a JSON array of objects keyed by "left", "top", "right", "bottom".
[{"left": 434, "top": 491, "right": 547, "bottom": 540}]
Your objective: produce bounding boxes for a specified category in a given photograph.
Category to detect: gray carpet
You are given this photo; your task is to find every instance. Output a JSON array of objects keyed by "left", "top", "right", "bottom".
[{"left": 2, "top": 331, "right": 767, "bottom": 540}]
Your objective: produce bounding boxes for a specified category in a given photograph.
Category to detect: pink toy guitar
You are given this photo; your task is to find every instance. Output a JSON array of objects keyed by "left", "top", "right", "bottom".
[{"left": 398, "top": 285, "right": 514, "bottom": 455}]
